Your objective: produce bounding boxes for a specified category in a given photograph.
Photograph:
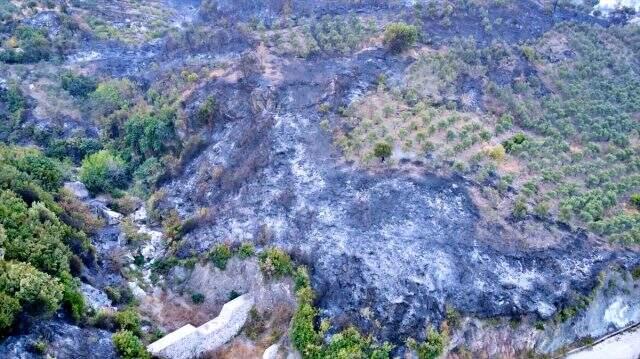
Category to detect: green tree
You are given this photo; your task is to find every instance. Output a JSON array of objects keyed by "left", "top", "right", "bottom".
[
  {"left": 384, "top": 22, "right": 419, "bottom": 53},
  {"left": 80, "top": 150, "right": 127, "bottom": 194}
]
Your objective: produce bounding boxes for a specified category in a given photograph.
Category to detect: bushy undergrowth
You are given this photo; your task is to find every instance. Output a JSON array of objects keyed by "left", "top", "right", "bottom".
[
  {"left": 0, "top": 146, "right": 90, "bottom": 335},
  {"left": 290, "top": 266, "right": 394, "bottom": 358}
]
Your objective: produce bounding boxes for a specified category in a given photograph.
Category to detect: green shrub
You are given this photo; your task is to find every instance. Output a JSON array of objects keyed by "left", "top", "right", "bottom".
[
  {"left": 502, "top": 133, "right": 527, "bottom": 153},
  {"left": 112, "top": 330, "right": 150, "bottom": 359},
  {"left": 323, "top": 327, "right": 393, "bottom": 358},
  {"left": 115, "top": 308, "right": 141, "bottom": 334},
  {"left": 259, "top": 248, "right": 293, "bottom": 278},
  {"left": 293, "top": 266, "right": 311, "bottom": 291},
  {"left": 61, "top": 276, "right": 85, "bottom": 322},
  {"left": 0, "top": 191, "right": 71, "bottom": 275},
  {"left": 46, "top": 137, "right": 102, "bottom": 163},
  {"left": 80, "top": 150, "right": 127, "bottom": 194},
  {"left": 237, "top": 242, "right": 255, "bottom": 259},
  {"left": 383, "top": 22, "right": 419, "bottom": 53},
  {"left": 512, "top": 197, "right": 528, "bottom": 220},
  {"left": 133, "top": 157, "right": 164, "bottom": 195},
  {"left": 290, "top": 266, "right": 392, "bottom": 358},
  {"left": 0, "top": 260, "right": 64, "bottom": 314},
  {"left": 14, "top": 152, "right": 63, "bottom": 192},
  {"left": 209, "top": 244, "right": 232, "bottom": 270},
  {"left": 631, "top": 194, "right": 640, "bottom": 209},
  {"left": 191, "top": 293, "right": 205, "bottom": 304},
  {"left": 407, "top": 327, "right": 448, "bottom": 359},
  {"left": 194, "top": 96, "right": 217, "bottom": 128},
  {"left": 373, "top": 142, "right": 392, "bottom": 161},
  {"left": 31, "top": 339, "right": 48, "bottom": 354},
  {"left": 0, "top": 85, "right": 27, "bottom": 140},
  {"left": 90, "top": 309, "right": 116, "bottom": 330},
  {"left": 61, "top": 72, "right": 97, "bottom": 98},
  {"left": 0, "top": 291, "right": 20, "bottom": 335}
]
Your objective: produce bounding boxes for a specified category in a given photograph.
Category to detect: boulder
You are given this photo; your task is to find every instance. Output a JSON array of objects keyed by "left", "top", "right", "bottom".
[{"left": 63, "top": 181, "right": 90, "bottom": 200}]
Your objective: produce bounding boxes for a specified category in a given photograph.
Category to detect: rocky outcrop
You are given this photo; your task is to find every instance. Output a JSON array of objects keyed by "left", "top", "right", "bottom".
[
  {"left": 147, "top": 294, "right": 254, "bottom": 359},
  {"left": 0, "top": 320, "right": 116, "bottom": 359}
]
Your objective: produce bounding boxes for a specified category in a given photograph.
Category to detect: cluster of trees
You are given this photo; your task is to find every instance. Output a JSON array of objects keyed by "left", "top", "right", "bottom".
[
  {"left": 0, "top": 146, "right": 91, "bottom": 335},
  {"left": 484, "top": 23, "right": 640, "bottom": 240}
]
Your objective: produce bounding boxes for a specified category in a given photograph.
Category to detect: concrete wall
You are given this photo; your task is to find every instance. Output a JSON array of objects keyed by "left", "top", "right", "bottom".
[{"left": 147, "top": 294, "right": 254, "bottom": 359}]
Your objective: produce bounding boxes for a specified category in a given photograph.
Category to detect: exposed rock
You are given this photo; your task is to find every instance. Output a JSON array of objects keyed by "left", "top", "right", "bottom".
[
  {"left": 0, "top": 320, "right": 116, "bottom": 359},
  {"left": 80, "top": 283, "right": 114, "bottom": 311},
  {"left": 263, "top": 343, "right": 280, "bottom": 359},
  {"left": 138, "top": 225, "right": 165, "bottom": 262},
  {"left": 128, "top": 281, "right": 147, "bottom": 299},
  {"left": 63, "top": 181, "right": 90, "bottom": 200},
  {"left": 101, "top": 208, "right": 123, "bottom": 225}
]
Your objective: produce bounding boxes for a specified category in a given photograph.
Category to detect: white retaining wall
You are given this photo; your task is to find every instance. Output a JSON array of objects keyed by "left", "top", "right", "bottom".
[{"left": 147, "top": 294, "right": 254, "bottom": 359}]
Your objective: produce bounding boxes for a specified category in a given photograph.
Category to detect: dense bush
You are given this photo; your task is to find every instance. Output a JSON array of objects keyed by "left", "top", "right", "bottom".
[
  {"left": 0, "top": 85, "right": 27, "bottom": 141},
  {"left": 259, "top": 248, "right": 293, "bottom": 278},
  {"left": 631, "top": 194, "right": 640, "bottom": 209},
  {"left": 0, "top": 260, "right": 64, "bottom": 315},
  {"left": 61, "top": 275, "right": 86, "bottom": 322},
  {"left": 290, "top": 266, "right": 393, "bottom": 358},
  {"left": 13, "top": 153, "right": 63, "bottom": 192},
  {"left": 0, "top": 146, "right": 91, "bottom": 335},
  {"left": 61, "top": 72, "right": 98, "bottom": 98},
  {"left": 80, "top": 150, "right": 127, "bottom": 194},
  {"left": 237, "top": 242, "right": 255, "bottom": 259},
  {"left": 0, "top": 291, "right": 20, "bottom": 335},
  {"left": 194, "top": 96, "right": 217, "bottom": 129},
  {"left": 209, "top": 243, "right": 233, "bottom": 270},
  {"left": 0, "top": 26, "right": 52, "bottom": 63},
  {"left": 0, "top": 190, "right": 71, "bottom": 275},
  {"left": 46, "top": 137, "right": 102, "bottom": 163},
  {"left": 115, "top": 308, "right": 141, "bottom": 334},
  {"left": 406, "top": 327, "right": 448, "bottom": 359},
  {"left": 112, "top": 330, "right": 150, "bottom": 359},
  {"left": 373, "top": 142, "right": 392, "bottom": 161},
  {"left": 90, "top": 79, "right": 136, "bottom": 118},
  {"left": 191, "top": 293, "right": 205, "bottom": 304},
  {"left": 383, "top": 22, "right": 419, "bottom": 53},
  {"left": 123, "top": 108, "right": 178, "bottom": 164}
]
